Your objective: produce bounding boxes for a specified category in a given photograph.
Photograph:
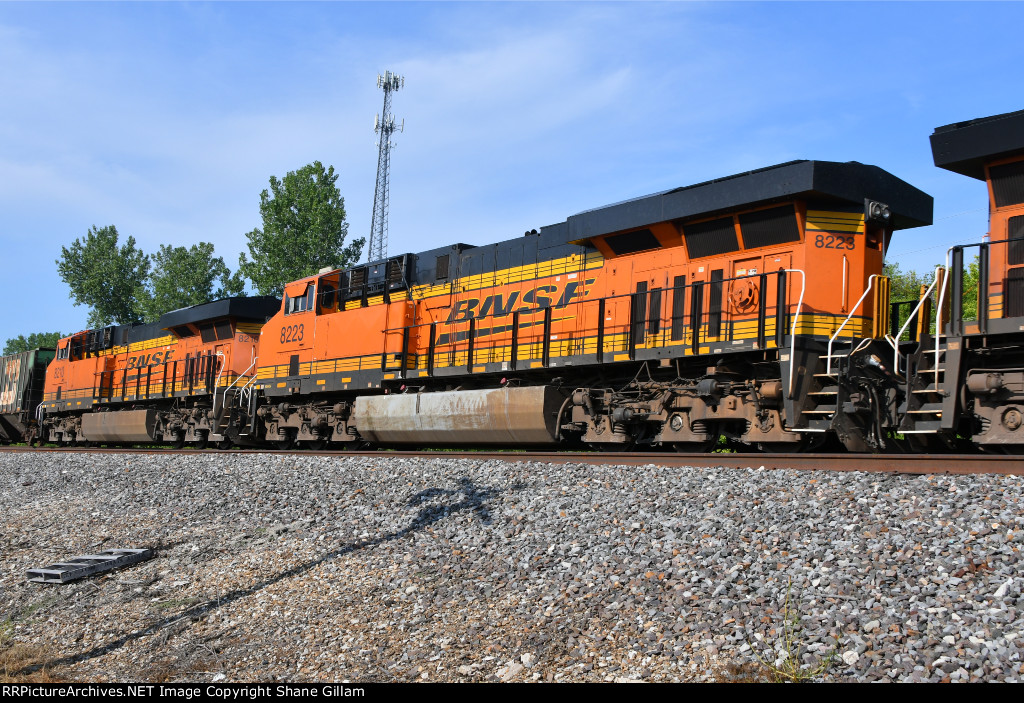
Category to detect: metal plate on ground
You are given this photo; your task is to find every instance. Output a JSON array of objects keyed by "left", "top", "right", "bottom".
[{"left": 27, "top": 548, "right": 154, "bottom": 584}]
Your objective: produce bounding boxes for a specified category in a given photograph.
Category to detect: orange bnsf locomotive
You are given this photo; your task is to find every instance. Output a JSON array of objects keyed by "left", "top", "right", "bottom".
[
  {"left": 14, "top": 107, "right": 1024, "bottom": 454},
  {"left": 37, "top": 298, "right": 279, "bottom": 447},
  {"left": 248, "top": 158, "right": 931, "bottom": 453}
]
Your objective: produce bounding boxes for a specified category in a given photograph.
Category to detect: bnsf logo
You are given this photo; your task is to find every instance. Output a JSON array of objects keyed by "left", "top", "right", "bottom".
[
  {"left": 126, "top": 350, "right": 176, "bottom": 370},
  {"left": 446, "top": 279, "right": 596, "bottom": 324}
]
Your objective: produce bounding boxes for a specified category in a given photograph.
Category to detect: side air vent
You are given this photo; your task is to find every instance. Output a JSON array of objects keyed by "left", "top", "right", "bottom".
[
  {"left": 1008, "top": 215, "right": 1024, "bottom": 266},
  {"left": 605, "top": 229, "right": 661, "bottom": 256},
  {"left": 1006, "top": 268, "right": 1024, "bottom": 318},
  {"left": 683, "top": 217, "right": 740, "bottom": 259},
  {"left": 739, "top": 205, "right": 801, "bottom": 248},
  {"left": 387, "top": 258, "right": 406, "bottom": 287},
  {"left": 436, "top": 254, "right": 450, "bottom": 280},
  {"left": 991, "top": 161, "right": 1024, "bottom": 208}
]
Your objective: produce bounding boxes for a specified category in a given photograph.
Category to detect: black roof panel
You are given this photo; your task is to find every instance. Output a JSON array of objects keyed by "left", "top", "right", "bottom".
[
  {"left": 931, "top": 109, "right": 1024, "bottom": 180},
  {"left": 567, "top": 160, "right": 932, "bottom": 240},
  {"left": 157, "top": 296, "right": 281, "bottom": 331}
]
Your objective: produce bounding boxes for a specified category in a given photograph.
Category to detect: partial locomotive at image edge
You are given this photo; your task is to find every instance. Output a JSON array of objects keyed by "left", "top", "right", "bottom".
[{"left": 5, "top": 107, "right": 1024, "bottom": 454}]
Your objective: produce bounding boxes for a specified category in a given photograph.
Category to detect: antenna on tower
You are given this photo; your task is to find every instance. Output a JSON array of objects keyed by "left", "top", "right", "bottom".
[{"left": 368, "top": 70, "right": 404, "bottom": 262}]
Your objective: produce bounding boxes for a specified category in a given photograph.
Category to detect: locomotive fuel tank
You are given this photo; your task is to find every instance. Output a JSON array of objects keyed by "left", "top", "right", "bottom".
[
  {"left": 81, "top": 408, "right": 158, "bottom": 443},
  {"left": 352, "top": 385, "right": 563, "bottom": 445}
]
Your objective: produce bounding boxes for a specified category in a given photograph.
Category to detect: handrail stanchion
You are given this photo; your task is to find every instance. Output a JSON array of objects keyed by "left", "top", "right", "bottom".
[
  {"left": 781, "top": 269, "right": 806, "bottom": 399},
  {"left": 827, "top": 274, "right": 879, "bottom": 376}
]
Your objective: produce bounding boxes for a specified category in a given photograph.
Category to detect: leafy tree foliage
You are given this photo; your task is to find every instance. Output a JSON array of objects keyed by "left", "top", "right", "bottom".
[
  {"left": 3, "top": 332, "right": 64, "bottom": 356},
  {"left": 57, "top": 225, "right": 151, "bottom": 327},
  {"left": 961, "top": 255, "right": 981, "bottom": 321},
  {"left": 238, "top": 161, "right": 365, "bottom": 296},
  {"left": 884, "top": 261, "right": 933, "bottom": 304},
  {"left": 143, "top": 243, "right": 246, "bottom": 322}
]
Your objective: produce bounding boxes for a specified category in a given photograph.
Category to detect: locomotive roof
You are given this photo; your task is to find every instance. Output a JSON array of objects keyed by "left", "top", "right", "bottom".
[
  {"left": 931, "top": 108, "right": 1024, "bottom": 180},
  {"left": 566, "top": 159, "right": 932, "bottom": 243},
  {"left": 156, "top": 296, "right": 281, "bottom": 331}
]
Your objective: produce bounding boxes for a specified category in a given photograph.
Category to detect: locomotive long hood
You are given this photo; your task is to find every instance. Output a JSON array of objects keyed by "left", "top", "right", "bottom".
[{"left": 567, "top": 159, "right": 933, "bottom": 243}]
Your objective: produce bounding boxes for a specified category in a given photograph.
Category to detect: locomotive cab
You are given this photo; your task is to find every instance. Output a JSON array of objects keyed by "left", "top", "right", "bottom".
[{"left": 925, "top": 108, "right": 1024, "bottom": 449}]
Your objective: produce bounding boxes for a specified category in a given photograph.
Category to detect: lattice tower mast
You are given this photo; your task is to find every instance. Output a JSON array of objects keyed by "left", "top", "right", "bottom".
[{"left": 368, "top": 71, "right": 404, "bottom": 262}]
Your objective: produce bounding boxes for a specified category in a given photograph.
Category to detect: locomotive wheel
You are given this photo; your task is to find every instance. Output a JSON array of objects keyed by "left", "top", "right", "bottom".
[
  {"left": 276, "top": 439, "right": 294, "bottom": 450},
  {"left": 171, "top": 432, "right": 186, "bottom": 450},
  {"left": 194, "top": 432, "right": 209, "bottom": 450},
  {"left": 217, "top": 437, "right": 233, "bottom": 450},
  {"left": 301, "top": 439, "right": 328, "bottom": 451}
]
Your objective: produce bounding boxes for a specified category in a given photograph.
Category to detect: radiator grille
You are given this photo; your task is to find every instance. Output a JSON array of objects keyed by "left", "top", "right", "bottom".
[{"left": 684, "top": 217, "right": 739, "bottom": 259}]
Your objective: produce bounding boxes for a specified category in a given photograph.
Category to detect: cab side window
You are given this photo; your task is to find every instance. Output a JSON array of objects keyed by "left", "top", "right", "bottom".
[{"left": 285, "top": 284, "right": 315, "bottom": 315}]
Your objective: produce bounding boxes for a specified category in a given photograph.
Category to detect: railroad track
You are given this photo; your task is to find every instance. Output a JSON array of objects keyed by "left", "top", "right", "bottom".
[{"left": 1, "top": 445, "right": 1021, "bottom": 475}]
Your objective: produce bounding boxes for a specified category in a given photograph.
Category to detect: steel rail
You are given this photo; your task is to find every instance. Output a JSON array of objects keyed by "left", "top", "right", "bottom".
[{"left": 1, "top": 446, "right": 1021, "bottom": 475}]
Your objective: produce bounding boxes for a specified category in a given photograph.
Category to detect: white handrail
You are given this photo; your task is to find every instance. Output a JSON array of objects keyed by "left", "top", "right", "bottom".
[
  {"left": 781, "top": 269, "right": 806, "bottom": 399},
  {"left": 884, "top": 265, "right": 944, "bottom": 376},
  {"left": 827, "top": 274, "right": 880, "bottom": 376},
  {"left": 842, "top": 255, "right": 848, "bottom": 313},
  {"left": 935, "top": 254, "right": 951, "bottom": 370},
  {"left": 240, "top": 358, "right": 260, "bottom": 415},
  {"left": 216, "top": 354, "right": 258, "bottom": 417},
  {"left": 213, "top": 351, "right": 225, "bottom": 388},
  {"left": 210, "top": 351, "right": 226, "bottom": 414}
]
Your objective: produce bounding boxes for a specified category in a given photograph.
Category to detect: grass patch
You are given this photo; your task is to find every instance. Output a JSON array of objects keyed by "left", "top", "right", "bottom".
[
  {"left": 747, "top": 580, "right": 837, "bottom": 683},
  {"left": 20, "top": 595, "right": 59, "bottom": 621},
  {"left": 0, "top": 619, "right": 64, "bottom": 684}
]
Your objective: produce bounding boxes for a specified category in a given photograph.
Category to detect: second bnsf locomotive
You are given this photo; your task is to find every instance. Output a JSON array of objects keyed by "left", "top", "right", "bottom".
[{"left": 21, "top": 108, "right": 1024, "bottom": 454}]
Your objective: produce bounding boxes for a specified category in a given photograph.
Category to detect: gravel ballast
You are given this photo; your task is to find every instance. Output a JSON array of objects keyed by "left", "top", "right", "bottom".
[{"left": 1, "top": 451, "right": 1021, "bottom": 682}]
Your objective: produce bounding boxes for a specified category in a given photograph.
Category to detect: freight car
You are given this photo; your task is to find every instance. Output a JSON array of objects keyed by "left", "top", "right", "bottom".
[{"left": 0, "top": 347, "right": 53, "bottom": 444}]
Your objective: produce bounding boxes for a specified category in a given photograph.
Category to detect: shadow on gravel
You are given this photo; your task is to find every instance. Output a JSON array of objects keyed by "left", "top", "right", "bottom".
[{"left": 39, "top": 476, "right": 523, "bottom": 672}]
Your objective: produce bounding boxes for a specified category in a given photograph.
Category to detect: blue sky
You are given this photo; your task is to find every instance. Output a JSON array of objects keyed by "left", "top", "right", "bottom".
[{"left": 1, "top": 1, "right": 1021, "bottom": 344}]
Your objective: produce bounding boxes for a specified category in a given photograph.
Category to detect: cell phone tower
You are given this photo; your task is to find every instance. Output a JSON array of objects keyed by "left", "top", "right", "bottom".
[{"left": 368, "top": 71, "right": 404, "bottom": 263}]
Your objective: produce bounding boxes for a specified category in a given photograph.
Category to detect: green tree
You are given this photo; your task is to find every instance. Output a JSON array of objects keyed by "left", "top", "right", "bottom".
[
  {"left": 3, "top": 332, "right": 64, "bottom": 356},
  {"left": 238, "top": 161, "right": 364, "bottom": 296},
  {"left": 884, "top": 260, "right": 935, "bottom": 339},
  {"left": 961, "top": 255, "right": 981, "bottom": 321},
  {"left": 884, "top": 260, "right": 932, "bottom": 304},
  {"left": 57, "top": 225, "right": 151, "bottom": 327},
  {"left": 143, "top": 242, "right": 246, "bottom": 322}
]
